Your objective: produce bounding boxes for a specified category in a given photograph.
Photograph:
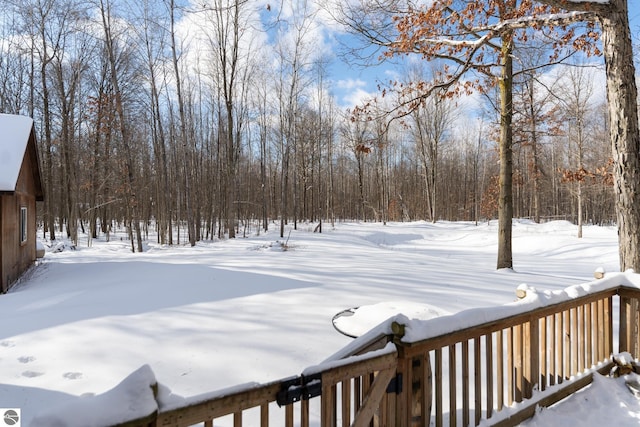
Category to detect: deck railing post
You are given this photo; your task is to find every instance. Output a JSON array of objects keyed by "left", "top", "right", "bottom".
[
  {"left": 395, "top": 352, "right": 410, "bottom": 427},
  {"left": 392, "top": 323, "right": 433, "bottom": 427},
  {"left": 620, "top": 292, "right": 639, "bottom": 356}
]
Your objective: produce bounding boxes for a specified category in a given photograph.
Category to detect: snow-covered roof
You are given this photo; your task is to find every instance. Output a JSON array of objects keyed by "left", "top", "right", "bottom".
[{"left": 0, "top": 113, "right": 35, "bottom": 192}]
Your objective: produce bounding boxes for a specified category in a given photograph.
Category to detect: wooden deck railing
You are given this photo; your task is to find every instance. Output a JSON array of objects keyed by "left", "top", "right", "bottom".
[
  {"left": 389, "top": 287, "right": 618, "bottom": 427},
  {"left": 120, "top": 280, "right": 640, "bottom": 427}
]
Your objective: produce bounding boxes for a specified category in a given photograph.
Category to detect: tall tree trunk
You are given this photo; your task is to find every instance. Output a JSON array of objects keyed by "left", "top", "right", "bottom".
[
  {"left": 429, "top": 144, "right": 437, "bottom": 223},
  {"left": 327, "top": 105, "right": 335, "bottom": 228},
  {"left": 497, "top": 32, "right": 514, "bottom": 270},
  {"left": 60, "top": 93, "right": 78, "bottom": 246},
  {"left": 259, "top": 100, "right": 268, "bottom": 232},
  {"left": 356, "top": 152, "right": 366, "bottom": 221},
  {"left": 577, "top": 120, "right": 584, "bottom": 239},
  {"left": 600, "top": 0, "right": 640, "bottom": 270},
  {"left": 280, "top": 139, "right": 290, "bottom": 237},
  {"left": 226, "top": 102, "right": 237, "bottom": 239}
]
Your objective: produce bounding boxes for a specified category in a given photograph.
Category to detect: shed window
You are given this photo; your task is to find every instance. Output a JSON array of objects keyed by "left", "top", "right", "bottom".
[{"left": 20, "top": 206, "right": 27, "bottom": 244}]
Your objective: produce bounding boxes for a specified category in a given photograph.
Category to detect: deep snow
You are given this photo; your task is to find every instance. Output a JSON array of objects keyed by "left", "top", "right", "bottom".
[{"left": 1, "top": 219, "right": 639, "bottom": 426}]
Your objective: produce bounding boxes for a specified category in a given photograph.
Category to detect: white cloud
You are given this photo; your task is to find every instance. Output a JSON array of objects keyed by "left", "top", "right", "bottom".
[
  {"left": 338, "top": 87, "right": 378, "bottom": 110},
  {"left": 335, "top": 78, "right": 367, "bottom": 90},
  {"left": 384, "top": 68, "right": 402, "bottom": 82}
]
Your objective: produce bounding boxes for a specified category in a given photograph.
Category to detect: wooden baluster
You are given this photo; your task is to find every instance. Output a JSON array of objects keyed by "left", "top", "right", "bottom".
[
  {"left": 523, "top": 322, "right": 531, "bottom": 399},
  {"left": 620, "top": 295, "right": 630, "bottom": 353},
  {"left": 635, "top": 297, "right": 640, "bottom": 356},
  {"left": 506, "top": 327, "right": 513, "bottom": 406},
  {"left": 548, "top": 314, "right": 555, "bottom": 387},
  {"left": 514, "top": 324, "right": 523, "bottom": 402},
  {"left": 261, "top": 403, "right": 268, "bottom": 427},
  {"left": 628, "top": 298, "right": 638, "bottom": 356},
  {"left": 449, "top": 345, "right": 457, "bottom": 427},
  {"left": 474, "top": 337, "right": 482, "bottom": 426},
  {"left": 578, "top": 305, "right": 584, "bottom": 373},
  {"left": 610, "top": 296, "right": 615, "bottom": 357},
  {"left": 301, "top": 398, "right": 309, "bottom": 427},
  {"left": 563, "top": 310, "right": 571, "bottom": 380},
  {"left": 354, "top": 377, "right": 362, "bottom": 414},
  {"left": 342, "top": 380, "right": 351, "bottom": 427},
  {"left": 435, "top": 348, "right": 443, "bottom": 427},
  {"left": 334, "top": 384, "right": 339, "bottom": 427},
  {"left": 529, "top": 319, "right": 539, "bottom": 400},
  {"left": 321, "top": 381, "right": 335, "bottom": 427},
  {"left": 285, "top": 402, "right": 293, "bottom": 427},
  {"left": 497, "top": 330, "right": 504, "bottom": 411},
  {"left": 597, "top": 299, "right": 605, "bottom": 360},
  {"left": 462, "top": 341, "right": 470, "bottom": 427},
  {"left": 571, "top": 307, "right": 578, "bottom": 377},
  {"left": 486, "top": 333, "right": 494, "bottom": 419},
  {"left": 586, "top": 302, "right": 592, "bottom": 368},
  {"left": 540, "top": 316, "right": 547, "bottom": 392},
  {"left": 556, "top": 312, "right": 563, "bottom": 384},
  {"left": 521, "top": 320, "right": 538, "bottom": 400}
]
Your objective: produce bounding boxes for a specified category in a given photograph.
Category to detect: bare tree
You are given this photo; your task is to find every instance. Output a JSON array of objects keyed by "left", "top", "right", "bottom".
[
  {"left": 198, "top": 0, "right": 256, "bottom": 239},
  {"left": 512, "top": 44, "right": 563, "bottom": 224},
  {"left": 558, "top": 65, "right": 596, "bottom": 238},
  {"left": 342, "top": 112, "right": 373, "bottom": 221},
  {"left": 272, "top": 0, "right": 316, "bottom": 237},
  {"left": 406, "top": 66, "right": 454, "bottom": 223},
  {"left": 50, "top": 2, "right": 93, "bottom": 247},
  {"left": 133, "top": 0, "right": 172, "bottom": 244},
  {"left": 98, "top": 0, "right": 143, "bottom": 252},
  {"left": 167, "top": 0, "right": 197, "bottom": 246},
  {"left": 252, "top": 67, "right": 272, "bottom": 233}
]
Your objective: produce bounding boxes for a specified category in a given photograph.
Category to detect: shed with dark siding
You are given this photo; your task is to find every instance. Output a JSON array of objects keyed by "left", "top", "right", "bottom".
[{"left": 0, "top": 114, "right": 44, "bottom": 293}]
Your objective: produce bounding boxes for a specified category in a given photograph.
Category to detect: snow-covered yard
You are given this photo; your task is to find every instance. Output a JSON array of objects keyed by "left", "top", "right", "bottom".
[{"left": 1, "top": 220, "right": 639, "bottom": 426}]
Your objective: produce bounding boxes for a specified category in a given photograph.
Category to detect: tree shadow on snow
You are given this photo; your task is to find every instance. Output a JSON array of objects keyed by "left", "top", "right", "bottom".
[{"left": 0, "top": 262, "right": 316, "bottom": 339}]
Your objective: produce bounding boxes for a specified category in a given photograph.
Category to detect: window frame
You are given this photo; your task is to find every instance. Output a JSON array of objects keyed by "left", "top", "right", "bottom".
[{"left": 20, "top": 206, "right": 28, "bottom": 245}]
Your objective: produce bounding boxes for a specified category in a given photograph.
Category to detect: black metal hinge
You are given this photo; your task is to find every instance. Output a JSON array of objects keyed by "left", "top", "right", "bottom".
[
  {"left": 386, "top": 373, "right": 403, "bottom": 394},
  {"left": 276, "top": 373, "right": 322, "bottom": 406}
]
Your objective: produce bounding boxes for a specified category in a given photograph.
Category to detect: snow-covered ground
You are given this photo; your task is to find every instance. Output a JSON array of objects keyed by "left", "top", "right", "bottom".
[{"left": 1, "top": 219, "right": 639, "bottom": 426}]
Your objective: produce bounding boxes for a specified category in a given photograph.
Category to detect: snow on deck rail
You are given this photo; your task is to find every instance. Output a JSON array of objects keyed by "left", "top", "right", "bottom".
[{"left": 398, "top": 271, "right": 635, "bottom": 344}]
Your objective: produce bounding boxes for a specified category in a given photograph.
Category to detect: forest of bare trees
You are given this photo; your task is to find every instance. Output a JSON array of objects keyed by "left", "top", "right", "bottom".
[{"left": 0, "top": 0, "right": 625, "bottom": 251}]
